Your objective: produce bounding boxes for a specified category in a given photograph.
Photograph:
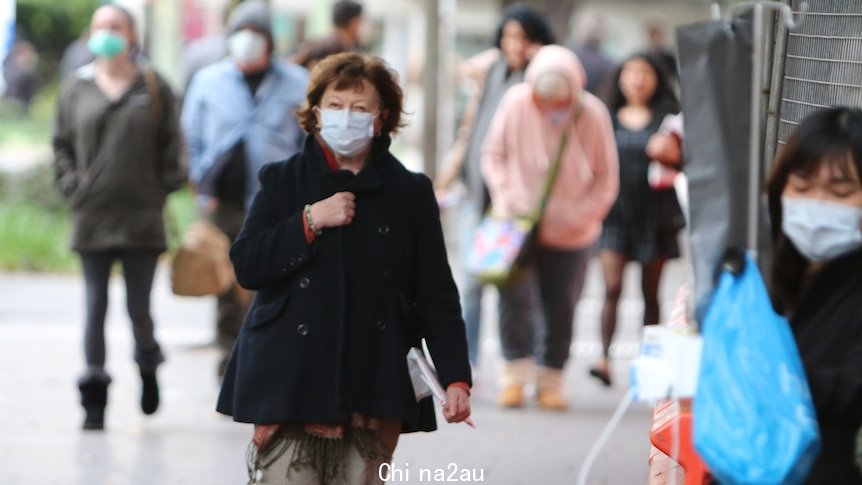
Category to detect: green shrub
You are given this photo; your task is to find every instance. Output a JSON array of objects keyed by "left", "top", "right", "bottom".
[
  {"left": 0, "top": 202, "right": 76, "bottom": 272},
  {"left": 16, "top": 0, "right": 101, "bottom": 82},
  {"left": 0, "top": 170, "right": 8, "bottom": 200},
  {"left": 3, "top": 163, "right": 66, "bottom": 211},
  {"left": 0, "top": 164, "right": 73, "bottom": 271},
  {"left": 0, "top": 164, "right": 195, "bottom": 272}
]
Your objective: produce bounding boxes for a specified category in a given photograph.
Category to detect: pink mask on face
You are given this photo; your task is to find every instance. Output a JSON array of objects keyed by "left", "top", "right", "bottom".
[{"left": 548, "top": 108, "right": 571, "bottom": 126}]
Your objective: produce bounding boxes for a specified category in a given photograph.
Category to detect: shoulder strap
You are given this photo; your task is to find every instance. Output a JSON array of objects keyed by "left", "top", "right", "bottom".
[
  {"left": 142, "top": 66, "right": 162, "bottom": 133},
  {"left": 533, "top": 95, "right": 585, "bottom": 220},
  {"left": 143, "top": 66, "right": 176, "bottom": 246}
]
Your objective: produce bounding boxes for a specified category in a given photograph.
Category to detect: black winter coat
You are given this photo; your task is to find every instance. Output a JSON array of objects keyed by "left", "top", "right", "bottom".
[
  {"left": 789, "top": 248, "right": 862, "bottom": 484},
  {"left": 216, "top": 136, "right": 471, "bottom": 433}
]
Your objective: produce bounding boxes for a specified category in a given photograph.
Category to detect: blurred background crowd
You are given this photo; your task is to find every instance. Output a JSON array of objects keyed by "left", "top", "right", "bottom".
[{"left": 0, "top": 0, "right": 711, "bottom": 275}]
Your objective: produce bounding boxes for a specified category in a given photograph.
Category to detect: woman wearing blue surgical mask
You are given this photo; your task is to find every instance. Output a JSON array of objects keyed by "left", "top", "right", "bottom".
[
  {"left": 52, "top": 5, "right": 186, "bottom": 430},
  {"left": 217, "top": 52, "right": 472, "bottom": 483},
  {"left": 767, "top": 107, "right": 862, "bottom": 484}
]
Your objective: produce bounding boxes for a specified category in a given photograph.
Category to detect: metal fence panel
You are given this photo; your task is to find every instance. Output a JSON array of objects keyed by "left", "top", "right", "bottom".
[{"left": 778, "top": 1, "right": 862, "bottom": 145}]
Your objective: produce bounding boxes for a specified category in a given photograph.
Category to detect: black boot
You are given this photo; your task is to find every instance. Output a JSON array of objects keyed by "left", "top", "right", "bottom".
[
  {"left": 78, "top": 369, "right": 111, "bottom": 430},
  {"left": 140, "top": 367, "right": 159, "bottom": 415},
  {"left": 135, "top": 346, "right": 164, "bottom": 416}
]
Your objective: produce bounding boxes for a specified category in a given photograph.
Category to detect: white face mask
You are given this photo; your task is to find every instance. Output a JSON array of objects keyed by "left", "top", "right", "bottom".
[
  {"left": 782, "top": 196, "right": 862, "bottom": 261},
  {"left": 227, "top": 30, "right": 268, "bottom": 65},
  {"left": 319, "top": 108, "right": 376, "bottom": 157}
]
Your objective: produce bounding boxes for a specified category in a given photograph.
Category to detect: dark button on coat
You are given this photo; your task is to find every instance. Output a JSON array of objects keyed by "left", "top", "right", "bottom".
[{"left": 216, "top": 136, "right": 471, "bottom": 433}]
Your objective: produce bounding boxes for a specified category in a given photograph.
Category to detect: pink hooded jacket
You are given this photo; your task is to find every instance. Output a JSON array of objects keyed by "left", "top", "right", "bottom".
[{"left": 481, "top": 45, "right": 619, "bottom": 250}]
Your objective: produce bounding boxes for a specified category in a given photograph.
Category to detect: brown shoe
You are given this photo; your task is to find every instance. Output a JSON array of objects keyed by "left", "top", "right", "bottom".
[
  {"left": 497, "top": 385, "right": 525, "bottom": 408},
  {"left": 536, "top": 389, "right": 568, "bottom": 411}
]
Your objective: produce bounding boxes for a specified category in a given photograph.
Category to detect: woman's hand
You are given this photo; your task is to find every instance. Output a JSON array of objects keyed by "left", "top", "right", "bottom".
[
  {"left": 309, "top": 192, "right": 356, "bottom": 229},
  {"left": 443, "top": 386, "right": 471, "bottom": 424},
  {"left": 252, "top": 423, "right": 280, "bottom": 450},
  {"left": 646, "top": 132, "right": 682, "bottom": 166}
]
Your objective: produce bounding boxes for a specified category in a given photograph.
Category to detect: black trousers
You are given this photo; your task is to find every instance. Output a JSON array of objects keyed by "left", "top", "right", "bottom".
[
  {"left": 208, "top": 202, "right": 249, "bottom": 372},
  {"left": 79, "top": 249, "right": 164, "bottom": 372},
  {"left": 498, "top": 245, "right": 592, "bottom": 370}
]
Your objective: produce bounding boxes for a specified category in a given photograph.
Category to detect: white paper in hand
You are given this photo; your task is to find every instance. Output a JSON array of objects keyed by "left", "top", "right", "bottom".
[{"left": 407, "top": 347, "right": 444, "bottom": 402}]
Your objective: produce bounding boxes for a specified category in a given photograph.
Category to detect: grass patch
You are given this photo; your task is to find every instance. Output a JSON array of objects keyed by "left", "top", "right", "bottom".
[
  {"left": 0, "top": 81, "right": 57, "bottom": 146},
  {"left": 0, "top": 203, "right": 76, "bottom": 272},
  {"left": 0, "top": 164, "right": 196, "bottom": 272},
  {"left": 0, "top": 117, "right": 52, "bottom": 146}
]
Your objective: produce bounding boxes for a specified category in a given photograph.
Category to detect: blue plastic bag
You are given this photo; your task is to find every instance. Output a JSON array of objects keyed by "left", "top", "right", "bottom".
[{"left": 694, "top": 252, "right": 820, "bottom": 485}]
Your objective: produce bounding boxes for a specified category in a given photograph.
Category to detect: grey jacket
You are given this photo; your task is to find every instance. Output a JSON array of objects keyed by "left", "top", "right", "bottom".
[
  {"left": 53, "top": 63, "right": 186, "bottom": 252},
  {"left": 462, "top": 57, "right": 525, "bottom": 211}
]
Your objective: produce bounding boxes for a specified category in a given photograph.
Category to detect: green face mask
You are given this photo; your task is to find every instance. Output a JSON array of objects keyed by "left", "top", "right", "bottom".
[{"left": 87, "top": 30, "right": 128, "bottom": 59}]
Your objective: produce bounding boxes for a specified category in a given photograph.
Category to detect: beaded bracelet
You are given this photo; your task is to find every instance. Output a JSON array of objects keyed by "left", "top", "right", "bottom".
[{"left": 304, "top": 204, "right": 322, "bottom": 236}]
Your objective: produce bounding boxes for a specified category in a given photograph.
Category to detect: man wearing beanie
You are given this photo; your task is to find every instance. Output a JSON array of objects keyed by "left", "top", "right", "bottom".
[{"left": 182, "top": 0, "right": 309, "bottom": 377}]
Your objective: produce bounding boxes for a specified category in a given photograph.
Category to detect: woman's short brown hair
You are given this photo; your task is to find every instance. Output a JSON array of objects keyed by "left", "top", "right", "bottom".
[{"left": 297, "top": 52, "right": 406, "bottom": 136}]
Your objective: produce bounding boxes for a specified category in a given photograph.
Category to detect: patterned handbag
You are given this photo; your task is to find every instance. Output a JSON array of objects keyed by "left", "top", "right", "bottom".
[
  {"left": 465, "top": 214, "right": 536, "bottom": 286},
  {"left": 465, "top": 127, "right": 572, "bottom": 287}
]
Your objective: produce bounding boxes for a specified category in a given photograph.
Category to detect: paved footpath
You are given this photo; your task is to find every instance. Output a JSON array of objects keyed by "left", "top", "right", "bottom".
[{"left": 0, "top": 251, "right": 690, "bottom": 484}]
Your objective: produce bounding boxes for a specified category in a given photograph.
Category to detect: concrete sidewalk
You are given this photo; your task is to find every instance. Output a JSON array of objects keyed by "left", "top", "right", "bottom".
[{"left": 0, "top": 255, "right": 690, "bottom": 484}]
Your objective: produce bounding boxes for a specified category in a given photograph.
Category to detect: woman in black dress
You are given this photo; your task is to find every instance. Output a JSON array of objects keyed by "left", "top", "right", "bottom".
[{"left": 590, "top": 52, "right": 682, "bottom": 386}]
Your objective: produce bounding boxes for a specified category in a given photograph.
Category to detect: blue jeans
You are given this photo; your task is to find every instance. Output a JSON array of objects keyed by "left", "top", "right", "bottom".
[
  {"left": 457, "top": 203, "right": 484, "bottom": 368},
  {"left": 498, "top": 244, "right": 592, "bottom": 370}
]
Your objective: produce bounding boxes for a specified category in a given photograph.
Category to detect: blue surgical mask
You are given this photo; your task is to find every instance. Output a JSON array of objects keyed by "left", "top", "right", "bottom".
[
  {"left": 782, "top": 197, "right": 862, "bottom": 261},
  {"left": 319, "top": 108, "right": 376, "bottom": 157},
  {"left": 87, "top": 30, "right": 128, "bottom": 59}
]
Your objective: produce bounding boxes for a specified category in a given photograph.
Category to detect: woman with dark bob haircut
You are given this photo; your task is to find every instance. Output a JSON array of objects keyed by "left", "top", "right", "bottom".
[
  {"left": 217, "top": 52, "right": 472, "bottom": 484},
  {"left": 766, "top": 107, "right": 862, "bottom": 484}
]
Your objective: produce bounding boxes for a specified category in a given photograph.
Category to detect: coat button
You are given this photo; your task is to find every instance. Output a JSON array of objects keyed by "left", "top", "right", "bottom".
[
  {"left": 383, "top": 269, "right": 393, "bottom": 281},
  {"left": 299, "top": 277, "right": 311, "bottom": 289},
  {"left": 376, "top": 320, "right": 387, "bottom": 331},
  {"left": 378, "top": 225, "right": 390, "bottom": 236},
  {"left": 296, "top": 324, "right": 309, "bottom": 336}
]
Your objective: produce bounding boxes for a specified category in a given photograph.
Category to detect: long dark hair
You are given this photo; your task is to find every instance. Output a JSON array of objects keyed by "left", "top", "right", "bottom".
[
  {"left": 605, "top": 51, "right": 679, "bottom": 119},
  {"left": 493, "top": 3, "right": 556, "bottom": 49},
  {"left": 766, "top": 106, "right": 862, "bottom": 313}
]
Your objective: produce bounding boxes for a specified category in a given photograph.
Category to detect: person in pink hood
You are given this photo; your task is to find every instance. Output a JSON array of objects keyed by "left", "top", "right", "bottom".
[{"left": 481, "top": 45, "right": 619, "bottom": 410}]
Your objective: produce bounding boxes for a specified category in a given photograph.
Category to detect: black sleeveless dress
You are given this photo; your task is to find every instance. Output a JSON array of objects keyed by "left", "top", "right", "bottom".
[{"left": 598, "top": 112, "right": 682, "bottom": 262}]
